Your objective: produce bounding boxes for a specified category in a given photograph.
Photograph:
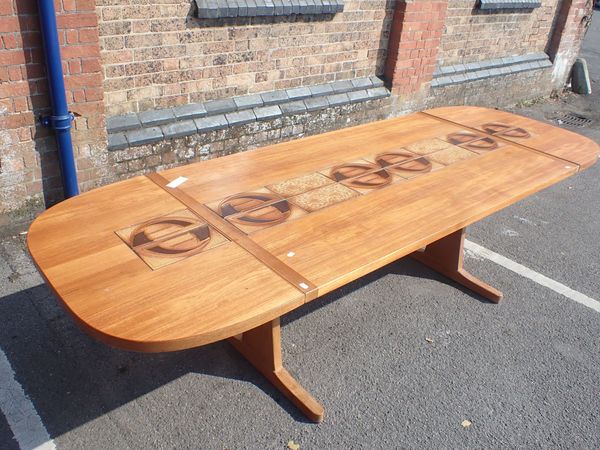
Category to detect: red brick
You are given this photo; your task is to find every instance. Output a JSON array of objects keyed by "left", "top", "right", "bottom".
[
  {"left": 73, "top": 89, "right": 86, "bottom": 103},
  {"left": 81, "top": 58, "right": 101, "bottom": 73},
  {"left": 68, "top": 59, "right": 82, "bottom": 74},
  {"left": 83, "top": 87, "right": 103, "bottom": 101},
  {"left": 0, "top": 2, "right": 13, "bottom": 15},
  {"left": 64, "top": 72, "right": 102, "bottom": 88},
  {"left": 13, "top": 97, "right": 29, "bottom": 112},
  {"left": 78, "top": 28, "right": 98, "bottom": 43},
  {"left": 57, "top": 13, "right": 97, "bottom": 29},
  {"left": 8, "top": 66, "right": 22, "bottom": 81},
  {"left": 75, "top": 0, "right": 96, "bottom": 11},
  {"left": 61, "top": 44, "right": 99, "bottom": 58},
  {"left": 0, "top": 49, "right": 25, "bottom": 65},
  {"left": 66, "top": 29, "right": 79, "bottom": 44},
  {"left": 2, "top": 33, "right": 21, "bottom": 49}
]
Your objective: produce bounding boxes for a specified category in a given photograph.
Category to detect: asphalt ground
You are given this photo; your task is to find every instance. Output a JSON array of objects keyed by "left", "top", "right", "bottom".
[{"left": 1, "top": 13, "right": 600, "bottom": 450}]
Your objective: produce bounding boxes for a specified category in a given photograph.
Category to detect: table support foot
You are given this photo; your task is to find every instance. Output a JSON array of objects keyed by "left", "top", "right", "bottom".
[
  {"left": 228, "top": 318, "right": 325, "bottom": 423},
  {"left": 411, "top": 228, "right": 503, "bottom": 303}
]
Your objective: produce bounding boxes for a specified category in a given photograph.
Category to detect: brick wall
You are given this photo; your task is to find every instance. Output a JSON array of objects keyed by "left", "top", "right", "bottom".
[
  {"left": 0, "top": 0, "right": 593, "bottom": 216},
  {"left": 437, "top": 0, "right": 560, "bottom": 67},
  {"left": 0, "top": 0, "right": 107, "bottom": 211},
  {"left": 384, "top": 0, "right": 447, "bottom": 96},
  {"left": 97, "top": 0, "right": 395, "bottom": 116}
]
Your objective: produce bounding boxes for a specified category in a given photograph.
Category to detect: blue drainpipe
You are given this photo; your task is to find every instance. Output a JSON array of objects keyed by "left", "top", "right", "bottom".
[{"left": 37, "top": 0, "right": 79, "bottom": 198}]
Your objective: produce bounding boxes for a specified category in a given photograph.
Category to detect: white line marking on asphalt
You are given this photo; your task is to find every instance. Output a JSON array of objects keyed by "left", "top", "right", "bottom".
[
  {"left": 465, "top": 239, "right": 600, "bottom": 313},
  {"left": 0, "top": 349, "right": 56, "bottom": 450}
]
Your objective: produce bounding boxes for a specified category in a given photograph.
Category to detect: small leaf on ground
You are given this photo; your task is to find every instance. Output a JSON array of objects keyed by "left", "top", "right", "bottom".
[{"left": 287, "top": 440, "right": 300, "bottom": 450}]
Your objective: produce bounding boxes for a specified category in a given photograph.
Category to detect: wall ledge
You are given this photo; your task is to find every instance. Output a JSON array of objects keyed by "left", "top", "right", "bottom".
[
  {"left": 479, "top": 0, "right": 541, "bottom": 10},
  {"left": 195, "top": 0, "right": 344, "bottom": 19},
  {"left": 431, "top": 53, "right": 552, "bottom": 88},
  {"left": 107, "top": 77, "right": 388, "bottom": 151}
]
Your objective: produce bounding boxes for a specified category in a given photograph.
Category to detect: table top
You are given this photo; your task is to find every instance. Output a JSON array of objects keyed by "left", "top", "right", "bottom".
[{"left": 27, "top": 106, "right": 600, "bottom": 352}]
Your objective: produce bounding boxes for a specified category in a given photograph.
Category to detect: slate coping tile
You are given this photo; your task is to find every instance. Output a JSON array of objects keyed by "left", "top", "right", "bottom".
[
  {"left": 367, "top": 86, "right": 389, "bottom": 99},
  {"left": 348, "top": 89, "right": 370, "bottom": 102},
  {"left": 351, "top": 77, "right": 373, "bottom": 89},
  {"left": 303, "top": 96, "right": 329, "bottom": 111},
  {"left": 287, "top": 86, "right": 312, "bottom": 100},
  {"left": 107, "top": 133, "right": 128, "bottom": 150},
  {"left": 161, "top": 120, "right": 198, "bottom": 139},
  {"left": 204, "top": 98, "right": 237, "bottom": 115},
  {"left": 370, "top": 76, "right": 384, "bottom": 87},
  {"left": 226, "top": 109, "right": 257, "bottom": 126},
  {"left": 194, "top": 114, "right": 229, "bottom": 132},
  {"left": 106, "top": 113, "right": 140, "bottom": 133},
  {"left": 126, "top": 127, "right": 163, "bottom": 146},
  {"left": 261, "top": 90, "right": 289, "bottom": 105},
  {"left": 331, "top": 80, "right": 354, "bottom": 93},
  {"left": 234, "top": 94, "right": 264, "bottom": 110},
  {"left": 309, "top": 83, "right": 334, "bottom": 96},
  {"left": 173, "top": 103, "right": 207, "bottom": 120},
  {"left": 280, "top": 100, "right": 307, "bottom": 115},
  {"left": 138, "top": 109, "right": 176, "bottom": 127},
  {"left": 254, "top": 105, "right": 282, "bottom": 120},
  {"left": 327, "top": 92, "right": 350, "bottom": 106}
]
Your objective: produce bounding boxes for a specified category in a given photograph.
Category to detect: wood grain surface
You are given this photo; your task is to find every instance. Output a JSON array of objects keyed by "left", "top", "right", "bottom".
[{"left": 27, "top": 107, "right": 600, "bottom": 352}]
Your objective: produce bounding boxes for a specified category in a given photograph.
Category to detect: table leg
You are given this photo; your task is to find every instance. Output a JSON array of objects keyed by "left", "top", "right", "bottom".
[
  {"left": 228, "top": 318, "right": 325, "bottom": 422},
  {"left": 411, "top": 228, "right": 503, "bottom": 303}
]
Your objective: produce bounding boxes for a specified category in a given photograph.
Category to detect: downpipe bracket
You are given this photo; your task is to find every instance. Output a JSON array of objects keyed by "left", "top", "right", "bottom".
[{"left": 39, "top": 112, "right": 75, "bottom": 131}]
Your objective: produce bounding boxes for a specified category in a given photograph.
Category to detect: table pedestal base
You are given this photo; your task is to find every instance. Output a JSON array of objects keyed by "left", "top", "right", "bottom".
[
  {"left": 228, "top": 318, "right": 325, "bottom": 423},
  {"left": 411, "top": 228, "right": 503, "bottom": 303}
]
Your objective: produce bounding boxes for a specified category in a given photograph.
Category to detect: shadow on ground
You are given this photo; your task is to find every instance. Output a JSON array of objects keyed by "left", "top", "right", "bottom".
[{"left": 0, "top": 256, "right": 493, "bottom": 445}]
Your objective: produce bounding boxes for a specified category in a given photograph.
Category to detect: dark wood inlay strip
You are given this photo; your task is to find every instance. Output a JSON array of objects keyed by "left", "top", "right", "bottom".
[{"left": 146, "top": 172, "right": 319, "bottom": 301}]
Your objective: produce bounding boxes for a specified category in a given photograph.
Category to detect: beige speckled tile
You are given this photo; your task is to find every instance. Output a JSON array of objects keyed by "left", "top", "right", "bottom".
[
  {"left": 405, "top": 138, "right": 453, "bottom": 155},
  {"left": 267, "top": 172, "right": 334, "bottom": 197},
  {"left": 427, "top": 146, "right": 478, "bottom": 166},
  {"left": 290, "top": 183, "right": 359, "bottom": 212}
]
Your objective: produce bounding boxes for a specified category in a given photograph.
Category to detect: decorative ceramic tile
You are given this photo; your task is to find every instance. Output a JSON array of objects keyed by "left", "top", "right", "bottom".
[
  {"left": 443, "top": 131, "right": 485, "bottom": 146},
  {"left": 116, "top": 209, "right": 228, "bottom": 270},
  {"left": 267, "top": 172, "right": 334, "bottom": 197},
  {"left": 405, "top": 138, "right": 453, "bottom": 155},
  {"left": 319, "top": 159, "right": 378, "bottom": 181},
  {"left": 427, "top": 146, "right": 478, "bottom": 166},
  {"left": 340, "top": 168, "right": 395, "bottom": 193},
  {"left": 290, "top": 183, "right": 359, "bottom": 212},
  {"left": 387, "top": 157, "right": 444, "bottom": 179},
  {"left": 459, "top": 136, "right": 505, "bottom": 153},
  {"left": 227, "top": 200, "right": 307, "bottom": 233},
  {"left": 478, "top": 122, "right": 532, "bottom": 139},
  {"left": 363, "top": 149, "right": 418, "bottom": 167},
  {"left": 206, "top": 187, "right": 283, "bottom": 217}
]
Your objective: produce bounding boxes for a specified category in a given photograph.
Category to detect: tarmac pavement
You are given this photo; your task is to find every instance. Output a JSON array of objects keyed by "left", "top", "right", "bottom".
[{"left": 1, "top": 12, "right": 600, "bottom": 450}]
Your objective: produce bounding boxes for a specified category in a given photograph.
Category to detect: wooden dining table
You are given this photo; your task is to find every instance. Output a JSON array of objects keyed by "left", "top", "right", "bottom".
[{"left": 27, "top": 106, "right": 600, "bottom": 422}]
